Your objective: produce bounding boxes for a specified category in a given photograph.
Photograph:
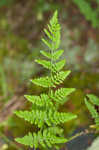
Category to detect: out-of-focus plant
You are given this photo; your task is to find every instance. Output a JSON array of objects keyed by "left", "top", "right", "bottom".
[
  {"left": 61, "top": 25, "right": 99, "bottom": 70},
  {"left": 85, "top": 94, "right": 99, "bottom": 130},
  {"left": 73, "top": 0, "right": 99, "bottom": 28},
  {"left": 84, "top": 38, "right": 99, "bottom": 64},
  {"left": 0, "top": 65, "right": 8, "bottom": 98},
  {"left": 34, "top": 0, "right": 61, "bottom": 20},
  {"left": 0, "top": 0, "right": 15, "bottom": 7},
  {"left": 0, "top": 17, "right": 40, "bottom": 101}
]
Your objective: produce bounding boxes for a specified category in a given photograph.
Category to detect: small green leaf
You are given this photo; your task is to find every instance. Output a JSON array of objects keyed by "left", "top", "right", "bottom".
[
  {"left": 50, "top": 88, "right": 76, "bottom": 104},
  {"left": 44, "top": 28, "right": 53, "bottom": 40},
  {"left": 42, "top": 38, "right": 52, "bottom": 49},
  {"left": 40, "top": 50, "right": 51, "bottom": 59},
  {"left": 35, "top": 59, "right": 51, "bottom": 69},
  {"left": 85, "top": 98, "right": 98, "bottom": 119},
  {"left": 87, "top": 94, "right": 99, "bottom": 106},
  {"left": 53, "top": 50, "right": 64, "bottom": 60},
  {"left": 31, "top": 76, "right": 55, "bottom": 88},
  {"left": 15, "top": 132, "right": 34, "bottom": 148},
  {"left": 52, "top": 70, "right": 71, "bottom": 85},
  {"left": 54, "top": 59, "right": 66, "bottom": 72}
]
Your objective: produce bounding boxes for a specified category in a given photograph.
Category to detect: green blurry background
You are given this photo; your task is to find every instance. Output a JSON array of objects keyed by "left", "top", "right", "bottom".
[{"left": 0, "top": 0, "right": 99, "bottom": 150}]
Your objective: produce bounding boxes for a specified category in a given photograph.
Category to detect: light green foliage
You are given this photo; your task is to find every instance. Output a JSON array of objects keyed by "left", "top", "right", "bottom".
[
  {"left": 73, "top": 0, "right": 99, "bottom": 28},
  {"left": 0, "top": 0, "right": 14, "bottom": 7},
  {"left": 15, "top": 110, "right": 76, "bottom": 128},
  {"left": 15, "top": 127, "right": 67, "bottom": 149},
  {"left": 0, "top": 65, "right": 8, "bottom": 98},
  {"left": 87, "top": 94, "right": 99, "bottom": 106},
  {"left": 15, "top": 11, "right": 77, "bottom": 149},
  {"left": 85, "top": 94, "right": 99, "bottom": 129},
  {"left": 50, "top": 88, "right": 76, "bottom": 105}
]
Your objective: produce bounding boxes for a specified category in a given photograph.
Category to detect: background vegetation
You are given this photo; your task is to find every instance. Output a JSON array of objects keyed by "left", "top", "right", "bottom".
[{"left": 0, "top": 0, "right": 99, "bottom": 150}]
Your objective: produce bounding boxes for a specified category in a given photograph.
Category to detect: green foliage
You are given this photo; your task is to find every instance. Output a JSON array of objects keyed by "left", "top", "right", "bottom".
[
  {"left": 0, "top": 0, "right": 14, "bottom": 7},
  {"left": 85, "top": 94, "right": 99, "bottom": 129},
  {"left": 15, "top": 11, "right": 77, "bottom": 149},
  {"left": 0, "top": 65, "right": 8, "bottom": 98},
  {"left": 15, "top": 127, "right": 67, "bottom": 149},
  {"left": 87, "top": 94, "right": 99, "bottom": 106},
  {"left": 73, "top": 0, "right": 99, "bottom": 28},
  {"left": 50, "top": 88, "right": 76, "bottom": 105}
]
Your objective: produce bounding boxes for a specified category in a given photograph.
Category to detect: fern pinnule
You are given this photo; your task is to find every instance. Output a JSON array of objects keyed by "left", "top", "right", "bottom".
[
  {"left": 87, "top": 94, "right": 99, "bottom": 106},
  {"left": 50, "top": 88, "right": 76, "bottom": 105}
]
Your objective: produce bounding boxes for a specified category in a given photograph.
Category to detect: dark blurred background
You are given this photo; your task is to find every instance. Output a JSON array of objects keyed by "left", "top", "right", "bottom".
[{"left": 0, "top": 0, "right": 99, "bottom": 150}]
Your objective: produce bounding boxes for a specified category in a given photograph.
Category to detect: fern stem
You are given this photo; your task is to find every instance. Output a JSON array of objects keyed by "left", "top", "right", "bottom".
[{"left": 49, "top": 34, "right": 54, "bottom": 94}]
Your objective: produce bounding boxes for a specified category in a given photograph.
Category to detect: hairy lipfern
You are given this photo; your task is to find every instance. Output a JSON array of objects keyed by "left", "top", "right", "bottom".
[
  {"left": 85, "top": 94, "right": 99, "bottom": 130},
  {"left": 15, "top": 11, "right": 77, "bottom": 150}
]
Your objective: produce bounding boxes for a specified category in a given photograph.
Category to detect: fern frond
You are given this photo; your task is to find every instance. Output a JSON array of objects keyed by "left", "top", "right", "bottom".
[
  {"left": 85, "top": 98, "right": 98, "bottom": 119},
  {"left": 50, "top": 88, "right": 76, "bottom": 104},
  {"left": 87, "top": 94, "right": 99, "bottom": 106},
  {"left": 15, "top": 11, "right": 77, "bottom": 149},
  {"left": 15, "top": 127, "right": 67, "bottom": 149},
  {"left": 31, "top": 76, "right": 55, "bottom": 88}
]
